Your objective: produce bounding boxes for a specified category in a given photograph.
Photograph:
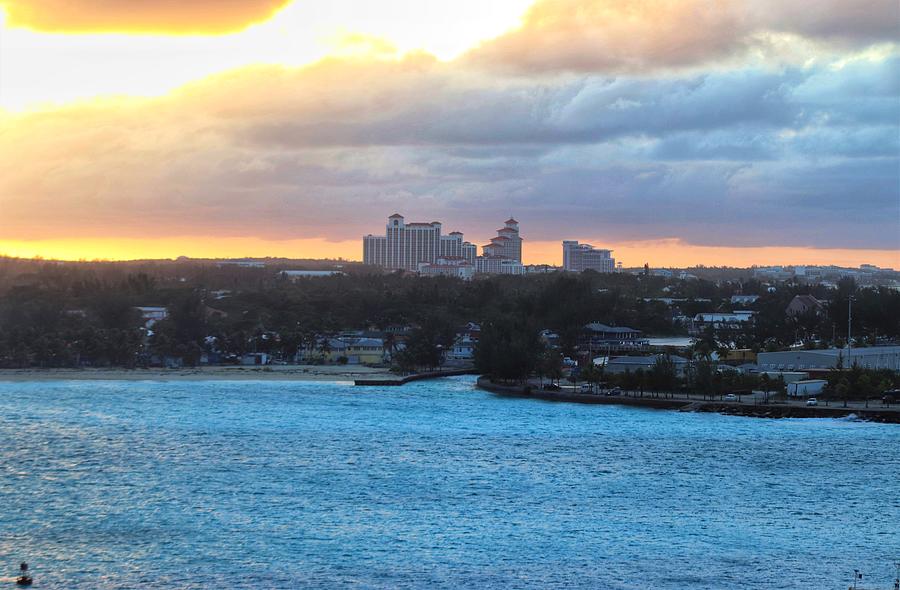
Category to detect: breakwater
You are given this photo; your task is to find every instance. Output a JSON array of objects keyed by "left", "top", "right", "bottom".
[
  {"left": 476, "top": 377, "right": 900, "bottom": 423},
  {"left": 354, "top": 368, "right": 476, "bottom": 386}
]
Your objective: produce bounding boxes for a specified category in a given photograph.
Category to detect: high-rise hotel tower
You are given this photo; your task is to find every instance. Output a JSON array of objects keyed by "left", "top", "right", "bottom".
[
  {"left": 481, "top": 218, "right": 523, "bottom": 262},
  {"left": 562, "top": 241, "right": 615, "bottom": 273},
  {"left": 363, "top": 214, "right": 476, "bottom": 271}
]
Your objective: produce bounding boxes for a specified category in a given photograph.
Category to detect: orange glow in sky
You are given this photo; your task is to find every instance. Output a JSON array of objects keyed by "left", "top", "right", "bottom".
[
  {"left": 2, "top": 238, "right": 897, "bottom": 270},
  {"left": 0, "top": 0, "right": 532, "bottom": 110},
  {"left": 1, "top": 0, "right": 896, "bottom": 267}
]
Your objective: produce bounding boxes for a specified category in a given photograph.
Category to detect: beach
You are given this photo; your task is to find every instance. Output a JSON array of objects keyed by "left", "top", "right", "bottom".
[{"left": 0, "top": 364, "right": 397, "bottom": 382}]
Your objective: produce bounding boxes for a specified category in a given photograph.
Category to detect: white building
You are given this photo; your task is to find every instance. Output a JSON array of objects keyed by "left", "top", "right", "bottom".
[
  {"left": 563, "top": 241, "right": 615, "bottom": 273},
  {"left": 757, "top": 346, "right": 900, "bottom": 372},
  {"left": 417, "top": 257, "right": 476, "bottom": 280},
  {"left": 363, "top": 213, "right": 476, "bottom": 271},
  {"left": 476, "top": 255, "right": 525, "bottom": 275},
  {"left": 135, "top": 306, "right": 168, "bottom": 328},
  {"left": 605, "top": 354, "right": 690, "bottom": 376},
  {"left": 691, "top": 311, "right": 755, "bottom": 334},
  {"left": 363, "top": 214, "right": 476, "bottom": 271},
  {"left": 730, "top": 295, "right": 760, "bottom": 305},
  {"left": 787, "top": 380, "right": 827, "bottom": 397},
  {"left": 439, "top": 232, "right": 478, "bottom": 265}
]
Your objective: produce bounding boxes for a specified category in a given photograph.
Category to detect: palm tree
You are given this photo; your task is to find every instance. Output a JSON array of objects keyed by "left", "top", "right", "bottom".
[
  {"left": 317, "top": 337, "right": 332, "bottom": 364},
  {"left": 383, "top": 332, "right": 396, "bottom": 364}
]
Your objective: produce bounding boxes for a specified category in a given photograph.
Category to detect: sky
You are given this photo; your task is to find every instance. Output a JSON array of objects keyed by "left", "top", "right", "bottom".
[{"left": 0, "top": 0, "right": 898, "bottom": 267}]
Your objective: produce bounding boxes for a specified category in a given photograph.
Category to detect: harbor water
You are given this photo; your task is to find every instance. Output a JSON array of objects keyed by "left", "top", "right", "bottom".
[{"left": 1, "top": 376, "right": 897, "bottom": 589}]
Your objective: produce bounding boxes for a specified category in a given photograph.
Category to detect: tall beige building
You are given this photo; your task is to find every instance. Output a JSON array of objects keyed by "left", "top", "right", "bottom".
[
  {"left": 562, "top": 241, "right": 615, "bottom": 273},
  {"left": 481, "top": 218, "right": 523, "bottom": 262},
  {"left": 363, "top": 214, "right": 476, "bottom": 271}
]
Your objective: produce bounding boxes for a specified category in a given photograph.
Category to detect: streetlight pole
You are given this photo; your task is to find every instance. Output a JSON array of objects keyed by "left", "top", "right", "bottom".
[{"left": 847, "top": 296, "right": 853, "bottom": 366}]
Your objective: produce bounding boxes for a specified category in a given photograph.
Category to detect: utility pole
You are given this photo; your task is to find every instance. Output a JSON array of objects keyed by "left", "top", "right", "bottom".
[{"left": 847, "top": 296, "right": 854, "bottom": 365}]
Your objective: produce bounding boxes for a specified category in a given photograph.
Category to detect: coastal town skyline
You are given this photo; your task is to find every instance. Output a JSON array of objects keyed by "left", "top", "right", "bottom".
[
  {"left": 2, "top": 212, "right": 897, "bottom": 269},
  {"left": 1, "top": 2, "right": 898, "bottom": 589}
]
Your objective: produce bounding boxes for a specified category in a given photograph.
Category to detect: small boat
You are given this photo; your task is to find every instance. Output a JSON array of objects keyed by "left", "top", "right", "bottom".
[{"left": 15, "top": 563, "right": 32, "bottom": 586}]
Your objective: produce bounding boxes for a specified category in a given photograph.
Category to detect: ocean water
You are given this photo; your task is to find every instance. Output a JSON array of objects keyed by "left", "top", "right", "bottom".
[{"left": 0, "top": 376, "right": 897, "bottom": 589}]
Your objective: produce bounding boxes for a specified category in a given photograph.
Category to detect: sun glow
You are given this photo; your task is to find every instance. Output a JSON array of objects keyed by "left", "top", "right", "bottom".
[
  {"left": 0, "top": 0, "right": 531, "bottom": 110},
  {"left": 2, "top": 237, "right": 897, "bottom": 270}
]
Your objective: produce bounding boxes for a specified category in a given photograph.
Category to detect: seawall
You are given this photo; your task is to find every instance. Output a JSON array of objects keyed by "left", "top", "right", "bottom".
[{"left": 476, "top": 377, "right": 900, "bottom": 423}]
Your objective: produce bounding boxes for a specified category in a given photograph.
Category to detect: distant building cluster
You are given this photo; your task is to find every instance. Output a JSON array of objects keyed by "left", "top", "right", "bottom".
[
  {"left": 562, "top": 241, "right": 615, "bottom": 273},
  {"left": 752, "top": 264, "right": 898, "bottom": 288},
  {"left": 361, "top": 214, "right": 630, "bottom": 278},
  {"left": 362, "top": 214, "right": 524, "bottom": 277}
]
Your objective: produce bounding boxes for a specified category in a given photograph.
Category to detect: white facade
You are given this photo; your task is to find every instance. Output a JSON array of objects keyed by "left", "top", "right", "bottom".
[
  {"left": 758, "top": 347, "right": 900, "bottom": 372},
  {"left": 363, "top": 235, "right": 387, "bottom": 266},
  {"left": 482, "top": 218, "right": 523, "bottom": 262},
  {"left": 787, "top": 380, "right": 827, "bottom": 397},
  {"left": 730, "top": 295, "right": 760, "bottom": 305},
  {"left": 476, "top": 256, "right": 525, "bottom": 275},
  {"left": 364, "top": 214, "right": 475, "bottom": 271},
  {"left": 135, "top": 306, "right": 168, "bottom": 328},
  {"left": 562, "top": 241, "right": 615, "bottom": 273},
  {"left": 417, "top": 257, "right": 476, "bottom": 280}
]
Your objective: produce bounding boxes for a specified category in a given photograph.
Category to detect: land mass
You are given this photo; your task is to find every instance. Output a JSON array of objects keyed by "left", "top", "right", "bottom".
[{"left": 0, "top": 364, "right": 396, "bottom": 382}]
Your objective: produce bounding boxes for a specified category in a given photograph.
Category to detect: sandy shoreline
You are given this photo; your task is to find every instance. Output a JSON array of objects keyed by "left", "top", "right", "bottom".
[{"left": 0, "top": 365, "right": 400, "bottom": 382}]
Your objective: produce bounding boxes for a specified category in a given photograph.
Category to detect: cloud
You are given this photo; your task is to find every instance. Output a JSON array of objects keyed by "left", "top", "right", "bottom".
[
  {"left": 0, "top": 53, "right": 897, "bottom": 254},
  {"left": 468, "top": 0, "right": 900, "bottom": 74},
  {"left": 0, "top": 0, "right": 290, "bottom": 34}
]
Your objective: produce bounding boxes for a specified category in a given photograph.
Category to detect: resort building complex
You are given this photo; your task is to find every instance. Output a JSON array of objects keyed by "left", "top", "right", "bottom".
[
  {"left": 363, "top": 214, "right": 523, "bottom": 276},
  {"left": 562, "top": 241, "right": 616, "bottom": 273}
]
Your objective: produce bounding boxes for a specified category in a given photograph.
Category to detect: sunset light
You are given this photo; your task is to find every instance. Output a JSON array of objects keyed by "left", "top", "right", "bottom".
[
  {"left": 0, "top": 0, "right": 531, "bottom": 110},
  {"left": 0, "top": 0, "right": 897, "bottom": 265},
  {"left": 1, "top": 3, "right": 899, "bottom": 586}
]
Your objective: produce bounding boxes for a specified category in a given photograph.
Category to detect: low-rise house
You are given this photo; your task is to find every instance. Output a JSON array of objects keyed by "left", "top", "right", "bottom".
[
  {"left": 579, "top": 323, "right": 648, "bottom": 352},
  {"left": 447, "top": 334, "right": 477, "bottom": 362},
  {"left": 241, "top": 352, "right": 270, "bottom": 366},
  {"left": 605, "top": 354, "right": 690, "bottom": 376},
  {"left": 135, "top": 306, "right": 168, "bottom": 328},
  {"left": 730, "top": 294, "right": 760, "bottom": 305},
  {"left": 720, "top": 349, "right": 757, "bottom": 364},
  {"left": 417, "top": 257, "right": 475, "bottom": 280},
  {"left": 540, "top": 329, "right": 561, "bottom": 348},
  {"left": 447, "top": 323, "right": 480, "bottom": 363},
  {"left": 690, "top": 311, "right": 754, "bottom": 335},
  {"left": 786, "top": 294, "right": 824, "bottom": 317},
  {"left": 344, "top": 338, "right": 387, "bottom": 364},
  {"left": 298, "top": 336, "right": 386, "bottom": 365}
]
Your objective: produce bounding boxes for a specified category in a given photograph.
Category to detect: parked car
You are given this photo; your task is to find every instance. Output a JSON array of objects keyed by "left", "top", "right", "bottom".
[
  {"left": 882, "top": 389, "right": 900, "bottom": 405},
  {"left": 806, "top": 398, "right": 818, "bottom": 406},
  {"left": 723, "top": 394, "right": 738, "bottom": 402},
  {"left": 606, "top": 387, "right": 622, "bottom": 396}
]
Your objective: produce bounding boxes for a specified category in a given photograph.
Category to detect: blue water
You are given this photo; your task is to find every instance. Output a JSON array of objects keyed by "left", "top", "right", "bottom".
[{"left": 0, "top": 376, "right": 897, "bottom": 589}]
